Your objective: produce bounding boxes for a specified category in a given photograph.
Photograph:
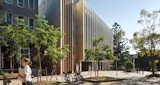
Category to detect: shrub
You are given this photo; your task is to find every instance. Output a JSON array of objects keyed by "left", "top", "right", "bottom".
[{"left": 125, "top": 61, "right": 133, "bottom": 72}]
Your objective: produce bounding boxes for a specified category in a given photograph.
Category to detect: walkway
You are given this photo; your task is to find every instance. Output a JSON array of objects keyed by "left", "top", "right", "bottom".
[{"left": 0, "top": 71, "right": 159, "bottom": 85}]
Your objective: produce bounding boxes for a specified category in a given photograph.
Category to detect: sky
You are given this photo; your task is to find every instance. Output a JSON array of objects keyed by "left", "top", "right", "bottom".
[
  {"left": 85, "top": 0, "right": 160, "bottom": 54},
  {"left": 39, "top": 0, "right": 160, "bottom": 39},
  {"left": 39, "top": 0, "right": 160, "bottom": 53},
  {"left": 86, "top": 0, "right": 160, "bottom": 39}
]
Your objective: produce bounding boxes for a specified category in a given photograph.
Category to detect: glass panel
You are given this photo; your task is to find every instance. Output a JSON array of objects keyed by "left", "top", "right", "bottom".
[
  {"left": 29, "top": 18, "right": 34, "bottom": 29},
  {"left": 5, "top": 0, "right": 13, "bottom": 4},
  {"left": 6, "top": 13, "right": 12, "bottom": 24},
  {"left": 29, "top": 0, "right": 34, "bottom": 9},
  {"left": 18, "top": 0, "right": 24, "bottom": 7}
]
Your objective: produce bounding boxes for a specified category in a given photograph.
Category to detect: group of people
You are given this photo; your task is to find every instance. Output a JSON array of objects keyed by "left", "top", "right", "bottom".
[{"left": 18, "top": 58, "right": 58, "bottom": 85}]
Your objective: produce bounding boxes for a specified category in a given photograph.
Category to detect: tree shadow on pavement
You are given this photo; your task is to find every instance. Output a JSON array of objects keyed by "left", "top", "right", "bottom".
[{"left": 121, "top": 77, "right": 160, "bottom": 85}]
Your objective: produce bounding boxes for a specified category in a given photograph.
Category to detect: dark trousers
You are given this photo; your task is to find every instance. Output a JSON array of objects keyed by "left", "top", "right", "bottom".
[{"left": 22, "top": 81, "right": 33, "bottom": 85}]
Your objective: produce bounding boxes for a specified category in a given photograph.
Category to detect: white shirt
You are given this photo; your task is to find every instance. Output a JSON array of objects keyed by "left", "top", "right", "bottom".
[{"left": 23, "top": 65, "right": 32, "bottom": 81}]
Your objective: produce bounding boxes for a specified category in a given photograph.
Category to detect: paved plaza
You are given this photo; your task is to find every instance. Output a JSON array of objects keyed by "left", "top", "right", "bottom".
[{"left": 1, "top": 71, "right": 160, "bottom": 85}]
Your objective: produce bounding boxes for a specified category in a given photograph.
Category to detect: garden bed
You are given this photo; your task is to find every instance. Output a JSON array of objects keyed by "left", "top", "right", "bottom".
[
  {"left": 84, "top": 76, "right": 123, "bottom": 83},
  {"left": 145, "top": 74, "right": 160, "bottom": 78},
  {"left": 34, "top": 80, "right": 63, "bottom": 85}
]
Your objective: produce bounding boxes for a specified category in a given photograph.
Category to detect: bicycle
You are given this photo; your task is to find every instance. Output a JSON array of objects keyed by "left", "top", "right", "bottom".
[
  {"left": 73, "top": 72, "right": 83, "bottom": 83},
  {"left": 3, "top": 74, "right": 11, "bottom": 85},
  {"left": 62, "top": 71, "right": 71, "bottom": 83}
]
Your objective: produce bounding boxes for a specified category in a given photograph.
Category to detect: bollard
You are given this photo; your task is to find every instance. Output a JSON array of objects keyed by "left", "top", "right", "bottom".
[{"left": 3, "top": 74, "right": 11, "bottom": 85}]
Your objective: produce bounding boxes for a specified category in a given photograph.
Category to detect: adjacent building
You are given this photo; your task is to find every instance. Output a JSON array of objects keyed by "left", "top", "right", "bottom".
[
  {"left": 0, "top": 0, "right": 38, "bottom": 70},
  {"left": 39, "top": 0, "right": 113, "bottom": 74}
]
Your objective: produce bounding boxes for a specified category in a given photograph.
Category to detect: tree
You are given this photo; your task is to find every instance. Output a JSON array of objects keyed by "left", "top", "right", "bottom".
[
  {"left": 130, "top": 9, "right": 160, "bottom": 74},
  {"left": 112, "top": 22, "right": 130, "bottom": 70},
  {"left": 1, "top": 18, "right": 29, "bottom": 72},
  {"left": 85, "top": 36, "right": 114, "bottom": 77},
  {"left": 2, "top": 15, "right": 69, "bottom": 81}
]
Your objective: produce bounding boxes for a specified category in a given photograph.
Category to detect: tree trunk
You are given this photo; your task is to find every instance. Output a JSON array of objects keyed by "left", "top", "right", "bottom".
[
  {"left": 97, "top": 61, "right": 99, "bottom": 77},
  {"left": 94, "top": 61, "right": 96, "bottom": 77},
  {"left": 37, "top": 47, "right": 42, "bottom": 82},
  {"left": 151, "top": 61, "right": 155, "bottom": 74},
  {"left": 96, "top": 61, "right": 98, "bottom": 78},
  {"left": 11, "top": 58, "right": 15, "bottom": 74}
]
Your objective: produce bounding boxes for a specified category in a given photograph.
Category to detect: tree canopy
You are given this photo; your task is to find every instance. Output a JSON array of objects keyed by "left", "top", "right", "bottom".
[
  {"left": 130, "top": 9, "right": 160, "bottom": 74},
  {"left": 112, "top": 22, "right": 130, "bottom": 70},
  {"left": 2, "top": 15, "right": 69, "bottom": 81},
  {"left": 85, "top": 36, "right": 114, "bottom": 61},
  {"left": 85, "top": 36, "right": 114, "bottom": 77}
]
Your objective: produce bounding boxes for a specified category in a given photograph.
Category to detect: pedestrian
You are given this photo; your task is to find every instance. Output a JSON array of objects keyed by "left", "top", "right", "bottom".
[
  {"left": 76, "top": 63, "right": 79, "bottom": 73},
  {"left": 88, "top": 64, "right": 92, "bottom": 76},
  {"left": 18, "top": 58, "right": 33, "bottom": 85},
  {"left": 50, "top": 64, "right": 58, "bottom": 80}
]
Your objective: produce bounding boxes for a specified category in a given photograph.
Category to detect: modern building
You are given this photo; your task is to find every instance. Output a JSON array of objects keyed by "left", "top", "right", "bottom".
[
  {"left": 0, "top": 0, "right": 38, "bottom": 70},
  {"left": 39, "top": 0, "right": 113, "bottom": 74}
]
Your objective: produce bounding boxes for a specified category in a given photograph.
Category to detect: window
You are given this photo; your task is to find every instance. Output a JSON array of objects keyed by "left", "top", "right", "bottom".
[
  {"left": 17, "top": 0, "right": 24, "bottom": 7},
  {"left": 29, "top": 18, "right": 34, "bottom": 29},
  {"left": 18, "top": 16, "right": 24, "bottom": 19},
  {"left": 21, "top": 48, "right": 30, "bottom": 58},
  {"left": 5, "top": 0, "right": 13, "bottom": 4},
  {"left": 18, "top": 16, "right": 24, "bottom": 25},
  {"left": 28, "top": 0, "right": 35, "bottom": 9},
  {"left": 6, "top": 13, "right": 13, "bottom": 24}
]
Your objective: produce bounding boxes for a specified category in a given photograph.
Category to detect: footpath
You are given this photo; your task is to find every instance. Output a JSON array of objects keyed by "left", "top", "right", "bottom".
[{"left": 0, "top": 71, "right": 155, "bottom": 85}]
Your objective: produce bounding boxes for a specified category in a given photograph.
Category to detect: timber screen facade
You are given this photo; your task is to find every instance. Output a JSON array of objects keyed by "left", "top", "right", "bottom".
[{"left": 39, "top": 0, "right": 113, "bottom": 74}]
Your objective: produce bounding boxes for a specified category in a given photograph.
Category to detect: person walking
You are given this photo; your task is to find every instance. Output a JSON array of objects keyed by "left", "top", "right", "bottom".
[
  {"left": 88, "top": 64, "right": 92, "bottom": 76},
  {"left": 18, "top": 58, "right": 33, "bottom": 85},
  {"left": 50, "top": 65, "right": 58, "bottom": 80}
]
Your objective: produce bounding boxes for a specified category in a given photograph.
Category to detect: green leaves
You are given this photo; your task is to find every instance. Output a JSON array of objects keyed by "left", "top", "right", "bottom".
[
  {"left": 47, "top": 45, "right": 69, "bottom": 63},
  {"left": 85, "top": 36, "right": 114, "bottom": 61},
  {"left": 30, "top": 15, "right": 68, "bottom": 63},
  {"left": 112, "top": 22, "right": 129, "bottom": 55},
  {"left": 131, "top": 9, "right": 160, "bottom": 74},
  {"left": 2, "top": 18, "right": 30, "bottom": 47},
  {"left": 1, "top": 15, "right": 69, "bottom": 64}
]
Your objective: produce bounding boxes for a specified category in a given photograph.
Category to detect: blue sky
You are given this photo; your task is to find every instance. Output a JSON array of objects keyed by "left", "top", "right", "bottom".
[
  {"left": 86, "top": 0, "right": 160, "bottom": 39},
  {"left": 39, "top": 0, "right": 160, "bottom": 39}
]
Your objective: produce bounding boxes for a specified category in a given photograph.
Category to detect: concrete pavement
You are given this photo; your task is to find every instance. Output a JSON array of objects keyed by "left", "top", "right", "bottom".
[{"left": 0, "top": 71, "right": 156, "bottom": 85}]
